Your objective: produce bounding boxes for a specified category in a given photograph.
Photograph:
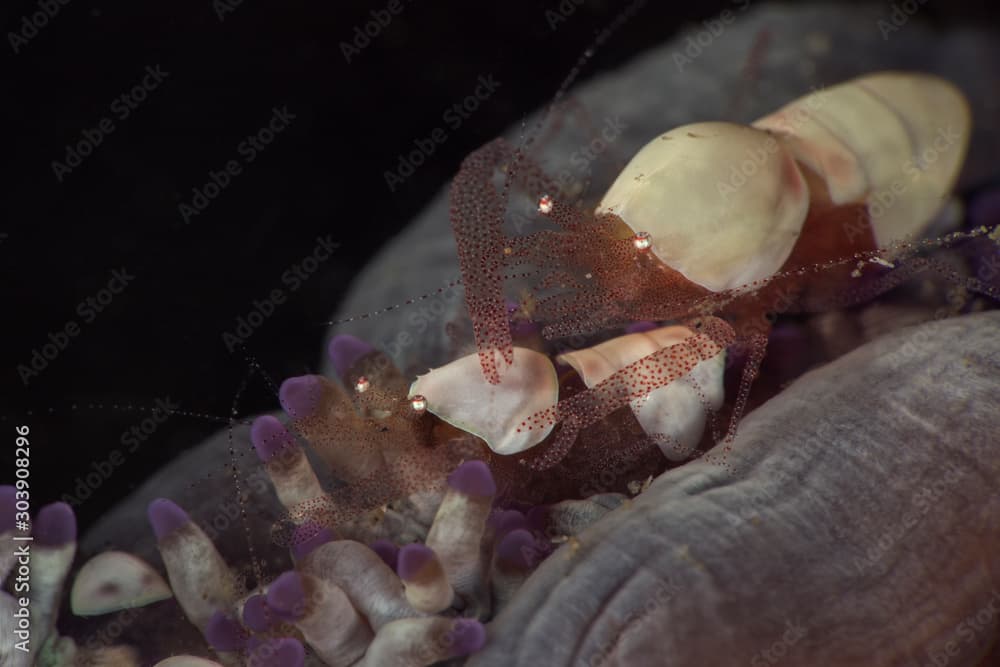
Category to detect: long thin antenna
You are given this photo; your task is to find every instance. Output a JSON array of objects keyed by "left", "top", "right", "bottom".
[{"left": 329, "top": 1, "right": 651, "bottom": 329}]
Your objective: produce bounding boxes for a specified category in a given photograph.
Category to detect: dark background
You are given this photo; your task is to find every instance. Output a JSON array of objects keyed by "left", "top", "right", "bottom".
[{"left": 2, "top": 0, "right": 997, "bottom": 532}]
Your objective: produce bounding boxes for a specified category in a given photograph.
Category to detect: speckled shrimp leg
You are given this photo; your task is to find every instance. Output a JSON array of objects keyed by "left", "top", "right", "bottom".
[{"left": 518, "top": 317, "right": 735, "bottom": 470}]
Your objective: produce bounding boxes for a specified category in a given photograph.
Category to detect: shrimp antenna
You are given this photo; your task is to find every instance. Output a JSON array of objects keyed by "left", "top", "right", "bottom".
[
  {"left": 328, "top": 6, "right": 650, "bottom": 331},
  {"left": 509, "top": 1, "right": 651, "bottom": 177},
  {"left": 322, "top": 280, "right": 464, "bottom": 326},
  {"left": 323, "top": 269, "right": 543, "bottom": 327}
]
